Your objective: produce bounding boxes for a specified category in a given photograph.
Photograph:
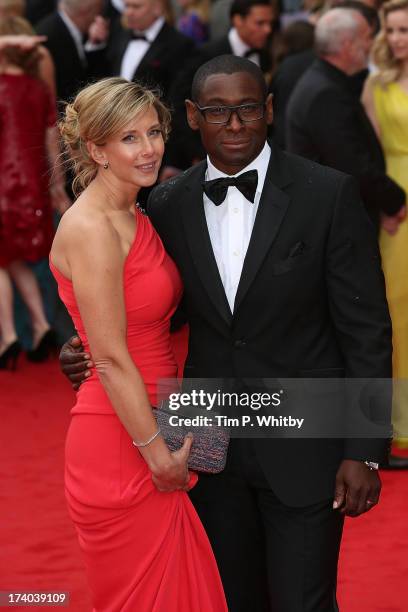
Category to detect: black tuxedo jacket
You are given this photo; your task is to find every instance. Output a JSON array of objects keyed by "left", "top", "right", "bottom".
[
  {"left": 147, "top": 143, "right": 392, "bottom": 507},
  {"left": 106, "top": 21, "right": 194, "bottom": 99},
  {"left": 286, "top": 58, "right": 405, "bottom": 222},
  {"left": 36, "top": 12, "right": 107, "bottom": 103}
]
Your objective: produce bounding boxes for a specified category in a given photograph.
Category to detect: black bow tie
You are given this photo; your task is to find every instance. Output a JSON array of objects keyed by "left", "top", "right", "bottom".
[
  {"left": 131, "top": 32, "right": 148, "bottom": 41},
  {"left": 203, "top": 170, "right": 258, "bottom": 206}
]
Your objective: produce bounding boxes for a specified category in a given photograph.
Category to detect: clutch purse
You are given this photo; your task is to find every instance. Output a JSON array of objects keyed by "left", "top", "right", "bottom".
[{"left": 153, "top": 404, "right": 230, "bottom": 474}]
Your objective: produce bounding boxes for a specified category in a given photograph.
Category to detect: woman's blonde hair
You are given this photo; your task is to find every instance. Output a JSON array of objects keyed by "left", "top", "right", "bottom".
[
  {"left": 0, "top": 14, "right": 40, "bottom": 76},
  {"left": 0, "top": 0, "right": 25, "bottom": 17},
  {"left": 59, "top": 77, "right": 171, "bottom": 197},
  {"left": 372, "top": 0, "right": 408, "bottom": 85}
]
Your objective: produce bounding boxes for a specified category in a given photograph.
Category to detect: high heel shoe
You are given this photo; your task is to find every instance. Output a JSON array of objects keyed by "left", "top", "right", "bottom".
[
  {"left": 0, "top": 340, "right": 22, "bottom": 371},
  {"left": 27, "top": 329, "right": 58, "bottom": 363}
]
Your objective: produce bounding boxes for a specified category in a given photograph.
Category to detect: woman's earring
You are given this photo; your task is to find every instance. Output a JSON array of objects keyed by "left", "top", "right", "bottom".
[{"left": 103, "top": 161, "right": 109, "bottom": 169}]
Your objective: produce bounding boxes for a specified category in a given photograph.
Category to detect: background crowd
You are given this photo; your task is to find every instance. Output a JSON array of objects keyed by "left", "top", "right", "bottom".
[{"left": 1, "top": 0, "right": 408, "bottom": 461}]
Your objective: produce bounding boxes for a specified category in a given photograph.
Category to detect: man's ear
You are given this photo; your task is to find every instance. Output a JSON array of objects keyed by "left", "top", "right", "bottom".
[
  {"left": 87, "top": 141, "right": 106, "bottom": 167},
  {"left": 185, "top": 99, "right": 200, "bottom": 131},
  {"left": 231, "top": 14, "right": 242, "bottom": 31},
  {"left": 265, "top": 93, "right": 273, "bottom": 126}
]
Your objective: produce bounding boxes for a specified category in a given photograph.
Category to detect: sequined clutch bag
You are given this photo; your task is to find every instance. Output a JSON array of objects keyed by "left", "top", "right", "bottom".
[{"left": 153, "top": 405, "right": 230, "bottom": 474}]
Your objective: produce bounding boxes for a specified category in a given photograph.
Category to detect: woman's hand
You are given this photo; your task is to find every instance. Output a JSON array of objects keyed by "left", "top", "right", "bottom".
[
  {"left": 381, "top": 205, "right": 406, "bottom": 235},
  {"left": 0, "top": 35, "right": 47, "bottom": 52},
  {"left": 150, "top": 434, "right": 194, "bottom": 492}
]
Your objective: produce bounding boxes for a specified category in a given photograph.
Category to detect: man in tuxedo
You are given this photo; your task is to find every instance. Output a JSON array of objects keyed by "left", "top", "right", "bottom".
[
  {"left": 60, "top": 55, "right": 391, "bottom": 611},
  {"left": 164, "top": 0, "right": 277, "bottom": 175},
  {"left": 286, "top": 7, "right": 406, "bottom": 229},
  {"left": 106, "top": 0, "right": 194, "bottom": 99},
  {"left": 36, "top": 0, "right": 109, "bottom": 104}
]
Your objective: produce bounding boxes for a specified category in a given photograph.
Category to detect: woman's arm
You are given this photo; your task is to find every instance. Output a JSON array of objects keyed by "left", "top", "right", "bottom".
[
  {"left": 0, "top": 34, "right": 46, "bottom": 52},
  {"left": 65, "top": 216, "right": 192, "bottom": 491},
  {"left": 38, "top": 46, "right": 57, "bottom": 101}
]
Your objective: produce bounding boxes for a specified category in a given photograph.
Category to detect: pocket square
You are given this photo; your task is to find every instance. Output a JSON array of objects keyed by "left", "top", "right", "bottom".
[{"left": 288, "top": 241, "right": 306, "bottom": 258}]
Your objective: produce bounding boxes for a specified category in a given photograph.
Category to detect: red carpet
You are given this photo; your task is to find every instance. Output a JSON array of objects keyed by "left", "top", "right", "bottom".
[{"left": 1, "top": 328, "right": 408, "bottom": 611}]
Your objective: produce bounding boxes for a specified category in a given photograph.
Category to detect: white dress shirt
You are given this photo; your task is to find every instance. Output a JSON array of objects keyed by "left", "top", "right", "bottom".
[
  {"left": 204, "top": 142, "right": 271, "bottom": 312},
  {"left": 112, "top": 0, "right": 124, "bottom": 11},
  {"left": 120, "top": 17, "right": 165, "bottom": 81},
  {"left": 228, "top": 27, "right": 260, "bottom": 66}
]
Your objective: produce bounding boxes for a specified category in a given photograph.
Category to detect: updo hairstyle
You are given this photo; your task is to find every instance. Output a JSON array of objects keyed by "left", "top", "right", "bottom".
[{"left": 59, "top": 77, "right": 171, "bottom": 196}]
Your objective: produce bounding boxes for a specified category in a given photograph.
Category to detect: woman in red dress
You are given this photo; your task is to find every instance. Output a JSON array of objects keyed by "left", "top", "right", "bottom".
[
  {"left": 0, "top": 16, "right": 70, "bottom": 368},
  {"left": 49, "top": 77, "right": 227, "bottom": 611}
]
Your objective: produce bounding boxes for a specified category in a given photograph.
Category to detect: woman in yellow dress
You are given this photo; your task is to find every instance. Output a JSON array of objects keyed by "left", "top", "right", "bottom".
[{"left": 363, "top": 0, "right": 408, "bottom": 446}]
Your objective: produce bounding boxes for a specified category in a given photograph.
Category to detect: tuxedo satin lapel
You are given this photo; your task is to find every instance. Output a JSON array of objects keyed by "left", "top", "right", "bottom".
[
  {"left": 181, "top": 165, "right": 233, "bottom": 328},
  {"left": 234, "top": 147, "right": 293, "bottom": 312},
  {"left": 116, "top": 30, "right": 132, "bottom": 74}
]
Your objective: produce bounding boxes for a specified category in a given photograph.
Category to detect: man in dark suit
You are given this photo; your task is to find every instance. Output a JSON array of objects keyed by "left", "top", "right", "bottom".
[
  {"left": 163, "top": 0, "right": 276, "bottom": 174},
  {"left": 270, "top": 1, "right": 380, "bottom": 148},
  {"left": 286, "top": 7, "right": 406, "bottom": 229},
  {"left": 60, "top": 56, "right": 391, "bottom": 611},
  {"left": 36, "top": 0, "right": 108, "bottom": 104},
  {"left": 106, "top": 0, "right": 194, "bottom": 99}
]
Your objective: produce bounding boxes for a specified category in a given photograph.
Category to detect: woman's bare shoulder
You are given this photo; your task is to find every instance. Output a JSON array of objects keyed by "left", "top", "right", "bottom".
[{"left": 51, "top": 198, "right": 119, "bottom": 274}]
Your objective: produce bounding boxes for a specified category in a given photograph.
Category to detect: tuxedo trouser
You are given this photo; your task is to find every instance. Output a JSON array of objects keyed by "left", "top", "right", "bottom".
[{"left": 189, "top": 438, "right": 344, "bottom": 612}]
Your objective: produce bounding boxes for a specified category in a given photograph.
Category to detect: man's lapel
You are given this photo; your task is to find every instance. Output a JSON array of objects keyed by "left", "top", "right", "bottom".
[
  {"left": 234, "top": 145, "right": 293, "bottom": 312},
  {"left": 133, "top": 23, "right": 167, "bottom": 78},
  {"left": 115, "top": 29, "right": 132, "bottom": 74},
  {"left": 180, "top": 163, "right": 233, "bottom": 328}
]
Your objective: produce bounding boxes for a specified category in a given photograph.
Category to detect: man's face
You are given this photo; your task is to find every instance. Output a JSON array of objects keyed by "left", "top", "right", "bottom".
[
  {"left": 80, "top": 0, "right": 103, "bottom": 30},
  {"left": 232, "top": 5, "right": 275, "bottom": 50},
  {"left": 124, "top": 0, "right": 160, "bottom": 31},
  {"left": 348, "top": 16, "right": 373, "bottom": 72},
  {"left": 186, "top": 72, "right": 273, "bottom": 175}
]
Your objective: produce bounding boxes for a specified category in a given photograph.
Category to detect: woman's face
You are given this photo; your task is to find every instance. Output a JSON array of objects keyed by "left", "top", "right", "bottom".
[
  {"left": 385, "top": 9, "right": 408, "bottom": 62},
  {"left": 101, "top": 106, "right": 165, "bottom": 189}
]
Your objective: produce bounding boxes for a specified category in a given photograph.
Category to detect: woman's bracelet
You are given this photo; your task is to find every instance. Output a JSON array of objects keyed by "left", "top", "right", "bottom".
[{"left": 132, "top": 427, "right": 161, "bottom": 448}]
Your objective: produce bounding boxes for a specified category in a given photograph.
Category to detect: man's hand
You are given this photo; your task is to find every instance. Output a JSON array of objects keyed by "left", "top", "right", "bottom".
[
  {"left": 381, "top": 205, "right": 406, "bottom": 235},
  {"left": 333, "top": 459, "right": 381, "bottom": 517},
  {"left": 59, "top": 336, "right": 93, "bottom": 390},
  {"left": 88, "top": 16, "right": 109, "bottom": 45}
]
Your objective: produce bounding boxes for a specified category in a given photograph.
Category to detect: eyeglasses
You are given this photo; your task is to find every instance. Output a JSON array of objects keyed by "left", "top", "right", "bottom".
[{"left": 195, "top": 102, "right": 266, "bottom": 124}]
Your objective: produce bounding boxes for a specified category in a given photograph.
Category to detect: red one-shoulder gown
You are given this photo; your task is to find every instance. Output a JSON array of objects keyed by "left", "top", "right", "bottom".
[{"left": 50, "top": 209, "right": 227, "bottom": 611}]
